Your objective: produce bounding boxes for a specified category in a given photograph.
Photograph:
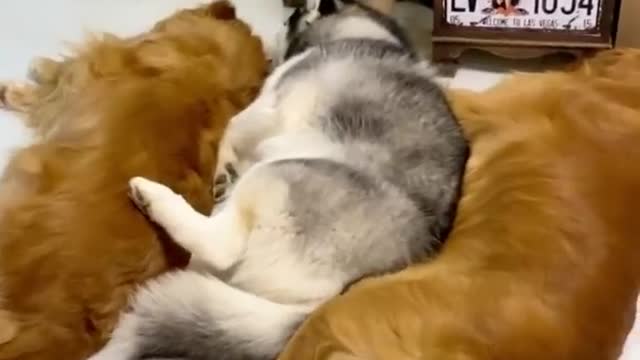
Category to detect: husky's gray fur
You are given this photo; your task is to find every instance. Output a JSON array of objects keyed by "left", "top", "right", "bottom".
[{"left": 88, "top": 2, "right": 468, "bottom": 360}]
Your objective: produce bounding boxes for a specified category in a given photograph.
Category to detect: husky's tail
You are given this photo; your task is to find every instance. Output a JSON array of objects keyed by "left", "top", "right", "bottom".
[{"left": 89, "top": 271, "right": 307, "bottom": 360}]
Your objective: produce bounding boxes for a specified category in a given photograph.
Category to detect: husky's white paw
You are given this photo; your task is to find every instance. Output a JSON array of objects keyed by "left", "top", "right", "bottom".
[{"left": 128, "top": 177, "right": 177, "bottom": 222}]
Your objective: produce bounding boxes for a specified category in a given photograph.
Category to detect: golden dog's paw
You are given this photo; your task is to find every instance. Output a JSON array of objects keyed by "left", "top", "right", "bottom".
[
  {"left": 28, "top": 56, "right": 62, "bottom": 84},
  {"left": 0, "top": 82, "right": 37, "bottom": 112}
]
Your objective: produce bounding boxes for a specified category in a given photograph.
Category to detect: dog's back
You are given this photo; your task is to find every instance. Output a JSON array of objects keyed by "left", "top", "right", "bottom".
[
  {"left": 277, "top": 49, "right": 640, "bottom": 360},
  {"left": 0, "top": 3, "right": 267, "bottom": 359}
]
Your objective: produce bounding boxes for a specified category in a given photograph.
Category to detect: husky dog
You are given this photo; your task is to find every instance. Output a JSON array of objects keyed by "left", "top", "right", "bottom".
[{"left": 89, "top": 1, "right": 468, "bottom": 360}]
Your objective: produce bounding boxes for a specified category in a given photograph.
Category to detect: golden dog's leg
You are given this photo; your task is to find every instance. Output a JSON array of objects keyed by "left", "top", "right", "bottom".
[
  {"left": 0, "top": 310, "right": 18, "bottom": 344},
  {"left": 1, "top": 56, "right": 62, "bottom": 114}
]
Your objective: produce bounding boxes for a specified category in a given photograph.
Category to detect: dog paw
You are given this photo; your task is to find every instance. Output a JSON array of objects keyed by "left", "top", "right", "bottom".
[
  {"left": 213, "top": 137, "right": 241, "bottom": 204},
  {"left": 213, "top": 163, "right": 239, "bottom": 204},
  {"left": 128, "top": 177, "right": 176, "bottom": 221},
  {"left": 0, "top": 82, "right": 37, "bottom": 112},
  {"left": 28, "top": 57, "right": 62, "bottom": 84}
]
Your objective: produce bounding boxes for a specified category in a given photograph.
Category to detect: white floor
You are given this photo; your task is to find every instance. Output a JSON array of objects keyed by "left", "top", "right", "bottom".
[{"left": 0, "top": 1, "right": 637, "bottom": 358}]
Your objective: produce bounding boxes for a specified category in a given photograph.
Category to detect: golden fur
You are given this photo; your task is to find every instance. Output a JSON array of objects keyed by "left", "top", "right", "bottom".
[
  {"left": 0, "top": 2, "right": 267, "bottom": 359},
  {"left": 278, "top": 49, "right": 640, "bottom": 360}
]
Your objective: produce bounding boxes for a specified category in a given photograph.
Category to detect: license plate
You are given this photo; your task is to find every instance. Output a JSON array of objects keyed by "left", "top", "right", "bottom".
[{"left": 445, "top": 0, "right": 602, "bottom": 31}]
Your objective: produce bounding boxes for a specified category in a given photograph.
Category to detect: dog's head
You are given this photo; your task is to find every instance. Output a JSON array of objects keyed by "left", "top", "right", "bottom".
[
  {"left": 121, "top": 0, "right": 268, "bottom": 84},
  {"left": 284, "top": 0, "right": 347, "bottom": 40},
  {"left": 273, "top": 0, "right": 403, "bottom": 64},
  {"left": 163, "top": 0, "right": 237, "bottom": 22},
  {"left": 149, "top": 0, "right": 245, "bottom": 35}
]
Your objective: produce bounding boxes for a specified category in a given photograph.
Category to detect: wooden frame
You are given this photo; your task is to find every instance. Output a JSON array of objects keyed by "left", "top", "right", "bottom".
[
  {"left": 283, "top": 0, "right": 306, "bottom": 8},
  {"left": 432, "top": 0, "right": 617, "bottom": 61}
]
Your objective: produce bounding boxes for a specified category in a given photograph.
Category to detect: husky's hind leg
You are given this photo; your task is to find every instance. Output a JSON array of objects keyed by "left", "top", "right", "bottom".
[
  {"left": 88, "top": 271, "right": 305, "bottom": 360},
  {"left": 211, "top": 89, "right": 279, "bottom": 204},
  {"left": 128, "top": 162, "right": 290, "bottom": 271},
  {"left": 213, "top": 48, "right": 317, "bottom": 197}
]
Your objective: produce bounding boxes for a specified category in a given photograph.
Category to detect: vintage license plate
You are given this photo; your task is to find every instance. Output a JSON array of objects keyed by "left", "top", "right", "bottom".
[{"left": 445, "top": 0, "right": 602, "bottom": 31}]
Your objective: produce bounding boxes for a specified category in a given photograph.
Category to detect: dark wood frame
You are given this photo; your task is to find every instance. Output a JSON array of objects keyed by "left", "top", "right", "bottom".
[
  {"left": 283, "top": 0, "right": 306, "bottom": 7},
  {"left": 432, "top": 0, "right": 617, "bottom": 61}
]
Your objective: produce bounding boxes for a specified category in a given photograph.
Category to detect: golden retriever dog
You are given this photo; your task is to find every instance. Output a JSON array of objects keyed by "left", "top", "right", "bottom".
[
  {"left": 277, "top": 49, "right": 640, "bottom": 360},
  {"left": 0, "top": 2, "right": 267, "bottom": 359}
]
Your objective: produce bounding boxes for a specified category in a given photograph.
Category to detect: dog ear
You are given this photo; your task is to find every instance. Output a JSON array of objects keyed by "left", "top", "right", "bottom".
[
  {"left": 317, "top": 0, "right": 339, "bottom": 15},
  {"left": 207, "top": 0, "right": 236, "bottom": 20}
]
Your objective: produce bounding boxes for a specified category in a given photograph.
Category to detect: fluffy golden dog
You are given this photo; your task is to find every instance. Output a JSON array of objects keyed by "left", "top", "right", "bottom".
[
  {"left": 278, "top": 49, "right": 640, "bottom": 360},
  {"left": 0, "top": 2, "right": 267, "bottom": 359}
]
